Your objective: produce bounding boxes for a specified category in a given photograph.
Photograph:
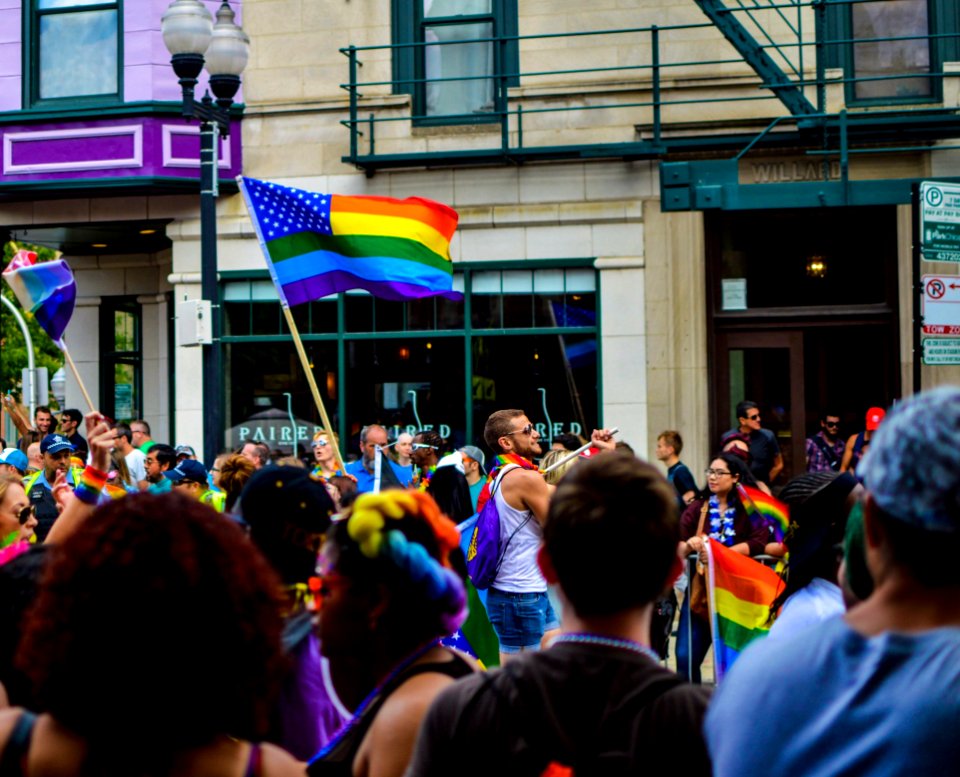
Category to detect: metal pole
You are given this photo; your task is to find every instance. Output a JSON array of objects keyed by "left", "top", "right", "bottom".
[
  {"left": 0, "top": 295, "right": 36, "bottom": 420},
  {"left": 200, "top": 116, "right": 222, "bottom": 466},
  {"left": 912, "top": 183, "right": 922, "bottom": 394}
]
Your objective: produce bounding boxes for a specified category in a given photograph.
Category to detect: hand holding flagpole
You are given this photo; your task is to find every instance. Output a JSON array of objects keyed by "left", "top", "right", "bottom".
[{"left": 541, "top": 427, "right": 619, "bottom": 474}]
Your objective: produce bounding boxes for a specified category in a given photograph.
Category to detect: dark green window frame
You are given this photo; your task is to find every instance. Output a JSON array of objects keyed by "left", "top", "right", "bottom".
[
  {"left": 24, "top": 0, "right": 123, "bottom": 109},
  {"left": 391, "top": 0, "right": 519, "bottom": 126},
  {"left": 99, "top": 297, "right": 143, "bottom": 424},
  {"left": 219, "top": 258, "right": 601, "bottom": 449},
  {"left": 822, "top": 0, "right": 959, "bottom": 107}
]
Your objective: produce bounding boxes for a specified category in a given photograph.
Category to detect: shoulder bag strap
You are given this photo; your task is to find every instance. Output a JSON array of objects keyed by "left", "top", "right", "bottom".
[
  {"left": 0, "top": 711, "right": 37, "bottom": 777},
  {"left": 695, "top": 501, "right": 709, "bottom": 537}
]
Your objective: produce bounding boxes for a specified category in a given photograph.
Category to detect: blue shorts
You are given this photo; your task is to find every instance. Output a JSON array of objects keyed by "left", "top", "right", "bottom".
[{"left": 486, "top": 587, "right": 559, "bottom": 653}]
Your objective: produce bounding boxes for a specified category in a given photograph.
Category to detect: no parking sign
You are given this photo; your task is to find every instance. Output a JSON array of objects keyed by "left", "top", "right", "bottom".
[{"left": 921, "top": 275, "right": 960, "bottom": 336}]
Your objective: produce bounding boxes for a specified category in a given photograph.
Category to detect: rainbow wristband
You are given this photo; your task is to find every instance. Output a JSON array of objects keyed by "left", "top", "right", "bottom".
[{"left": 73, "top": 465, "right": 108, "bottom": 506}]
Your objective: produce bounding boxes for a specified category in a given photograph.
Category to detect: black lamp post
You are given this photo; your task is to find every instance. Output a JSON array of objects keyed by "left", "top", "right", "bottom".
[{"left": 162, "top": 0, "right": 249, "bottom": 466}]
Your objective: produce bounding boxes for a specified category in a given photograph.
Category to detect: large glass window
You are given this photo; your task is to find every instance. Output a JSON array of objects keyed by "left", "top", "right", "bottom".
[
  {"left": 221, "top": 263, "right": 599, "bottom": 459},
  {"left": 711, "top": 207, "right": 897, "bottom": 312},
  {"left": 99, "top": 298, "right": 141, "bottom": 423},
  {"left": 224, "top": 341, "right": 339, "bottom": 456},
  {"left": 851, "top": 0, "right": 932, "bottom": 101},
  {"left": 393, "top": 0, "right": 518, "bottom": 123},
  {"left": 30, "top": 0, "right": 120, "bottom": 105}
]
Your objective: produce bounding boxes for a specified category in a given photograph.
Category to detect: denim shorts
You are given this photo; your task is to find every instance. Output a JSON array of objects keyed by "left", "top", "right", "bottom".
[{"left": 486, "top": 587, "right": 559, "bottom": 653}]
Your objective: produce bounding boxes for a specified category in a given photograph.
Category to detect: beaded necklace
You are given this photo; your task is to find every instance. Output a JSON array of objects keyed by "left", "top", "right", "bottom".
[
  {"left": 309, "top": 638, "right": 441, "bottom": 763},
  {"left": 551, "top": 633, "right": 660, "bottom": 663},
  {"left": 708, "top": 494, "right": 737, "bottom": 546},
  {"left": 414, "top": 465, "right": 436, "bottom": 492}
]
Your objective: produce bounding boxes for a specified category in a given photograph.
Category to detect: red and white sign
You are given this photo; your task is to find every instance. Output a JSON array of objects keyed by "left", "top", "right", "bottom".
[{"left": 921, "top": 275, "right": 960, "bottom": 335}]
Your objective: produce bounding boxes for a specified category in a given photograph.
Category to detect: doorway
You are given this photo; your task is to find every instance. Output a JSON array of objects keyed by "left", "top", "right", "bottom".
[
  {"left": 715, "top": 331, "right": 804, "bottom": 481},
  {"left": 707, "top": 206, "right": 901, "bottom": 484}
]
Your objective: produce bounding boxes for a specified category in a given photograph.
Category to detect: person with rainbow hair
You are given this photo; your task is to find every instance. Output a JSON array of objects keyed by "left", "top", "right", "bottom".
[{"left": 308, "top": 489, "right": 476, "bottom": 777}]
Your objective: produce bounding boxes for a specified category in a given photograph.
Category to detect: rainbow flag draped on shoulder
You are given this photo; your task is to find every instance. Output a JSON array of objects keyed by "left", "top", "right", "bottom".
[
  {"left": 238, "top": 177, "right": 460, "bottom": 305},
  {"left": 706, "top": 538, "right": 783, "bottom": 680}
]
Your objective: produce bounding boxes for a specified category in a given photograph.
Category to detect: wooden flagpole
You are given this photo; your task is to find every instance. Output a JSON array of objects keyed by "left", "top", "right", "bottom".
[
  {"left": 281, "top": 306, "right": 347, "bottom": 474},
  {"left": 60, "top": 338, "right": 97, "bottom": 414}
]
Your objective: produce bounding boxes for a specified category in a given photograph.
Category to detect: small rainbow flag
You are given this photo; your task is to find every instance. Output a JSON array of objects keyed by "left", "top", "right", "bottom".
[
  {"left": 238, "top": 177, "right": 459, "bottom": 305},
  {"left": 738, "top": 483, "right": 790, "bottom": 542},
  {"left": 706, "top": 539, "right": 783, "bottom": 680},
  {"left": 2, "top": 249, "right": 76, "bottom": 348}
]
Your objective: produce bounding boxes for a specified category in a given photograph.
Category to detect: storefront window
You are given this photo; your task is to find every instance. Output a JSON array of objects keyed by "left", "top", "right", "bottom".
[
  {"left": 345, "top": 338, "right": 467, "bottom": 448},
  {"left": 471, "top": 333, "right": 597, "bottom": 451},
  {"left": 224, "top": 340, "right": 339, "bottom": 455},
  {"left": 221, "top": 263, "right": 599, "bottom": 457}
]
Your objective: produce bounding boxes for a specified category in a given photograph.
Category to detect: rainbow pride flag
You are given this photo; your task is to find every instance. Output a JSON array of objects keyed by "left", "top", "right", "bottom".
[
  {"left": 238, "top": 177, "right": 459, "bottom": 305},
  {"left": 2, "top": 249, "right": 76, "bottom": 348},
  {"left": 738, "top": 483, "right": 790, "bottom": 542},
  {"left": 706, "top": 538, "right": 783, "bottom": 680}
]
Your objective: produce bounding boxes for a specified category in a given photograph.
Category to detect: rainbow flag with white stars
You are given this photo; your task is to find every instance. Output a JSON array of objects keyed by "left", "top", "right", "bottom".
[{"left": 239, "top": 177, "right": 459, "bottom": 305}]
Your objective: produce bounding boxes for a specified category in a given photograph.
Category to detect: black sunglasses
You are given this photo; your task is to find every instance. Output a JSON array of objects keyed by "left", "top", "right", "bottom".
[
  {"left": 504, "top": 423, "right": 535, "bottom": 437},
  {"left": 17, "top": 505, "right": 34, "bottom": 526}
]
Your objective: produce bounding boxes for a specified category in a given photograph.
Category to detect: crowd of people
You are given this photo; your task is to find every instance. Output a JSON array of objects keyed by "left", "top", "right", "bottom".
[{"left": 0, "top": 387, "right": 957, "bottom": 775}]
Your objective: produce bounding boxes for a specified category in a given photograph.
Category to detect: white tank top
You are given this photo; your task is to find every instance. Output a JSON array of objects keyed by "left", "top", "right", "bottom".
[{"left": 492, "top": 466, "right": 548, "bottom": 593}]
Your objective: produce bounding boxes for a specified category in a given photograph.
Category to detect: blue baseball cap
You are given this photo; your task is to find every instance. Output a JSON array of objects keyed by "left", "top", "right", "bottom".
[
  {"left": 40, "top": 434, "right": 75, "bottom": 455},
  {"left": 0, "top": 448, "right": 28, "bottom": 474},
  {"left": 163, "top": 459, "right": 208, "bottom": 484}
]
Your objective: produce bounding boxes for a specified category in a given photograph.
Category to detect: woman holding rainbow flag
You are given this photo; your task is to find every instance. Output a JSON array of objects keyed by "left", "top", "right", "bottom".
[{"left": 677, "top": 452, "right": 768, "bottom": 682}]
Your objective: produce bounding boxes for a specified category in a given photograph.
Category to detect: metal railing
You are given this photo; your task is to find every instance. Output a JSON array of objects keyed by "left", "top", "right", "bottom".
[{"left": 338, "top": 0, "right": 960, "bottom": 171}]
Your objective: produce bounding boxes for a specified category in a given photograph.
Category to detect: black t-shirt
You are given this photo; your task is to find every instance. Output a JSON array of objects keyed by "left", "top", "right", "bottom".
[
  {"left": 405, "top": 642, "right": 712, "bottom": 777},
  {"left": 67, "top": 433, "right": 88, "bottom": 458},
  {"left": 667, "top": 461, "right": 697, "bottom": 510}
]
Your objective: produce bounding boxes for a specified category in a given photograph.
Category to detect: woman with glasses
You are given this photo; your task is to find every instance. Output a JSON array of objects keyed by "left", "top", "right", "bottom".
[
  {"left": 313, "top": 431, "right": 342, "bottom": 481},
  {"left": 0, "top": 475, "right": 38, "bottom": 548},
  {"left": 308, "top": 490, "right": 476, "bottom": 777},
  {"left": 675, "top": 452, "right": 768, "bottom": 682}
]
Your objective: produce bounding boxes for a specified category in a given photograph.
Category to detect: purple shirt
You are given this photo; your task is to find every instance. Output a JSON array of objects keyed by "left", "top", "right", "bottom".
[{"left": 804, "top": 431, "right": 844, "bottom": 473}]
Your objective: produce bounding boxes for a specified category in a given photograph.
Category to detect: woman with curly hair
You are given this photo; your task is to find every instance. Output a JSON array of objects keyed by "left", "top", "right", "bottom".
[
  {"left": 0, "top": 492, "right": 302, "bottom": 776},
  {"left": 308, "top": 490, "right": 477, "bottom": 777}
]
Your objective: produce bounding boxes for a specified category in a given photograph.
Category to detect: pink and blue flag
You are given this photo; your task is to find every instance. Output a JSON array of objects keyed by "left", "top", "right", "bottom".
[
  {"left": 2, "top": 249, "right": 76, "bottom": 348},
  {"left": 238, "top": 177, "right": 460, "bottom": 305}
]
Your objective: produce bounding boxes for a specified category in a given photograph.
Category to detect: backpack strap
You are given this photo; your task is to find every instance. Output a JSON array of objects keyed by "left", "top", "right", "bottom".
[
  {"left": 0, "top": 711, "right": 37, "bottom": 777},
  {"left": 490, "top": 464, "right": 531, "bottom": 576},
  {"left": 811, "top": 435, "right": 840, "bottom": 468}
]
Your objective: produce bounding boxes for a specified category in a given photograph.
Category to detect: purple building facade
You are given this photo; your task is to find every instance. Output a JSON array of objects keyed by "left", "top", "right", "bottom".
[
  {"left": 0, "top": 0, "right": 242, "bottom": 190},
  {"left": 0, "top": 1, "right": 245, "bottom": 447}
]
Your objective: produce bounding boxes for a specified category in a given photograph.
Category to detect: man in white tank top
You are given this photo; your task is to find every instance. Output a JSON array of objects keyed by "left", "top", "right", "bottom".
[{"left": 482, "top": 409, "right": 558, "bottom": 664}]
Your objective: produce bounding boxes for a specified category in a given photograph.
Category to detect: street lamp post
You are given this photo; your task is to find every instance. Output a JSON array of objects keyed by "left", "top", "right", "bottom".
[{"left": 162, "top": 0, "right": 249, "bottom": 466}]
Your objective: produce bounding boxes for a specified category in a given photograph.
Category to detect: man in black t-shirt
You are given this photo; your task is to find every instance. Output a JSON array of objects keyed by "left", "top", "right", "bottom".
[
  {"left": 58, "top": 409, "right": 88, "bottom": 460},
  {"left": 406, "top": 453, "right": 711, "bottom": 777},
  {"left": 656, "top": 430, "right": 697, "bottom": 510}
]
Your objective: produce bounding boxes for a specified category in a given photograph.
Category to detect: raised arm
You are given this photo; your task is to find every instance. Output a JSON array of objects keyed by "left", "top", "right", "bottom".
[{"left": 45, "top": 413, "right": 112, "bottom": 544}]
